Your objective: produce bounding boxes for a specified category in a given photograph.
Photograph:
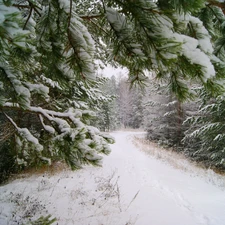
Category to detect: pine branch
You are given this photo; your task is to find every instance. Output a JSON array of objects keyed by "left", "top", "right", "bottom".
[
  {"left": 12, "top": 1, "right": 41, "bottom": 16},
  {"left": 68, "top": 0, "right": 73, "bottom": 28},
  {"left": 27, "top": 0, "right": 42, "bottom": 11},
  {"left": 2, "top": 112, "right": 18, "bottom": 130},
  {"left": 188, "top": 22, "right": 197, "bottom": 39},
  {"left": 12, "top": 4, "right": 30, "bottom": 9},
  {"left": 89, "top": 19, "right": 109, "bottom": 35},
  {"left": 207, "top": 5, "right": 224, "bottom": 23},
  {"left": 207, "top": 0, "right": 225, "bottom": 14},
  {"left": 80, "top": 14, "right": 103, "bottom": 20}
]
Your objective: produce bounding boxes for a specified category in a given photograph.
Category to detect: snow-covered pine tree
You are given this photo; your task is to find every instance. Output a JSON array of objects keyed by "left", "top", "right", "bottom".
[
  {"left": 1, "top": 0, "right": 225, "bottom": 171},
  {"left": 127, "top": 86, "right": 144, "bottom": 129},
  {"left": 91, "top": 76, "right": 118, "bottom": 132},
  {"left": 97, "top": 0, "right": 225, "bottom": 99},
  {"left": 117, "top": 76, "right": 132, "bottom": 128},
  {"left": 182, "top": 2, "right": 225, "bottom": 170},
  {"left": 183, "top": 89, "right": 225, "bottom": 170},
  {"left": 143, "top": 78, "right": 199, "bottom": 148},
  {"left": 0, "top": 0, "right": 114, "bottom": 170}
]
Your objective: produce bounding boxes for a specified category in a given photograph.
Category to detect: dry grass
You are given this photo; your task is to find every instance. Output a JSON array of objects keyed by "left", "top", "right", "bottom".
[
  {"left": 132, "top": 136, "right": 193, "bottom": 171},
  {"left": 132, "top": 135, "right": 225, "bottom": 188},
  {"left": 132, "top": 136, "right": 225, "bottom": 175},
  {"left": 10, "top": 161, "right": 70, "bottom": 181}
]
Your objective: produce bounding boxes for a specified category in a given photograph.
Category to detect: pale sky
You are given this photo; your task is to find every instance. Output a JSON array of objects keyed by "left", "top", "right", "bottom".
[{"left": 98, "top": 65, "right": 128, "bottom": 78}]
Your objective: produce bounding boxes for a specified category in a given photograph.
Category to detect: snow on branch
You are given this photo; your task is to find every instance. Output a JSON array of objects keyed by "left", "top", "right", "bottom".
[
  {"left": 105, "top": 7, "right": 146, "bottom": 58},
  {"left": 4, "top": 112, "right": 43, "bottom": 152},
  {"left": 2, "top": 102, "right": 113, "bottom": 167},
  {"left": 172, "top": 14, "right": 217, "bottom": 82},
  {"left": 0, "top": 65, "right": 31, "bottom": 108},
  {"left": 59, "top": 0, "right": 96, "bottom": 80}
]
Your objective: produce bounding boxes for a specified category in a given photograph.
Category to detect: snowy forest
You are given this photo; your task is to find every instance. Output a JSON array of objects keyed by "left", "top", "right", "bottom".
[
  {"left": 93, "top": 73, "right": 225, "bottom": 172},
  {"left": 2, "top": 0, "right": 225, "bottom": 184}
]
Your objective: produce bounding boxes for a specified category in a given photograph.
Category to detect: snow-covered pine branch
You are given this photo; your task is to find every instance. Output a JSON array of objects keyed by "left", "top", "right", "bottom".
[{"left": 2, "top": 102, "right": 114, "bottom": 168}]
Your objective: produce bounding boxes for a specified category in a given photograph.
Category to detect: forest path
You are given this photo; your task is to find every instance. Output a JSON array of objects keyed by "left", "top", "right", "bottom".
[
  {"left": 1, "top": 131, "right": 225, "bottom": 225},
  {"left": 102, "top": 131, "right": 225, "bottom": 225}
]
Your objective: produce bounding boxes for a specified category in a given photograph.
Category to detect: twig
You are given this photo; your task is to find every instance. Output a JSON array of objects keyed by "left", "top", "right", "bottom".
[
  {"left": 23, "top": 6, "right": 33, "bottom": 30},
  {"left": 126, "top": 190, "right": 140, "bottom": 211},
  {"left": 116, "top": 183, "right": 122, "bottom": 212}
]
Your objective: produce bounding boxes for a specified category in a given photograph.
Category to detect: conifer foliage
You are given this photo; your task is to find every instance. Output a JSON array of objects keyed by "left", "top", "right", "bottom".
[
  {"left": 184, "top": 92, "right": 225, "bottom": 170},
  {"left": 0, "top": 0, "right": 114, "bottom": 170}
]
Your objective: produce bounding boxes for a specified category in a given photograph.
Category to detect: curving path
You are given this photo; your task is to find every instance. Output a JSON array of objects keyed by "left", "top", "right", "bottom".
[{"left": 103, "top": 131, "right": 225, "bottom": 225}]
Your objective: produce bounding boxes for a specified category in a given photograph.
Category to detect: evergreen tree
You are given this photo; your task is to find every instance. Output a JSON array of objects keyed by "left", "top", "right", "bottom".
[
  {"left": 117, "top": 76, "right": 132, "bottom": 128},
  {"left": 0, "top": 0, "right": 114, "bottom": 170},
  {"left": 143, "top": 77, "right": 199, "bottom": 147},
  {"left": 183, "top": 90, "right": 225, "bottom": 170},
  {"left": 182, "top": 1, "right": 225, "bottom": 170},
  {"left": 126, "top": 84, "right": 144, "bottom": 129},
  {"left": 92, "top": 76, "right": 119, "bottom": 131}
]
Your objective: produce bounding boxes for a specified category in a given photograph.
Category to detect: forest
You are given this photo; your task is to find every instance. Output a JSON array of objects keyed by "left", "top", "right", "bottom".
[{"left": 1, "top": 0, "right": 225, "bottom": 183}]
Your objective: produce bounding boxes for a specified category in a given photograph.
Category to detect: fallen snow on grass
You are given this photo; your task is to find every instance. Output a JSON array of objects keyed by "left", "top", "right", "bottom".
[{"left": 1, "top": 131, "right": 225, "bottom": 225}]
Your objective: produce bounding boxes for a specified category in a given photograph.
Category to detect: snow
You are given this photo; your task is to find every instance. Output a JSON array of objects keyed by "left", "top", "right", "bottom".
[
  {"left": 58, "top": 0, "right": 71, "bottom": 12},
  {"left": 175, "top": 14, "right": 214, "bottom": 54},
  {"left": 18, "top": 128, "right": 43, "bottom": 152},
  {"left": 25, "top": 83, "right": 49, "bottom": 97},
  {"left": 148, "top": 12, "right": 217, "bottom": 81},
  {"left": 39, "top": 115, "right": 55, "bottom": 134},
  {"left": 1, "top": 131, "right": 225, "bottom": 225},
  {"left": 3, "top": 68, "right": 31, "bottom": 107},
  {"left": 106, "top": 8, "right": 126, "bottom": 32},
  {"left": 40, "top": 75, "right": 62, "bottom": 89},
  {"left": 4, "top": 114, "right": 43, "bottom": 152},
  {"left": 173, "top": 33, "right": 215, "bottom": 81}
]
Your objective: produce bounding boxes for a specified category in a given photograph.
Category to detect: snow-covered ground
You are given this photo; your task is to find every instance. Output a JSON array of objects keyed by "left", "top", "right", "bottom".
[{"left": 1, "top": 131, "right": 225, "bottom": 225}]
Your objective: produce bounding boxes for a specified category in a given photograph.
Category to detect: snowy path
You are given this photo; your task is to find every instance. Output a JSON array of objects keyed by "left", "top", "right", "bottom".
[
  {"left": 104, "top": 132, "right": 225, "bottom": 225},
  {"left": 1, "top": 131, "right": 225, "bottom": 225}
]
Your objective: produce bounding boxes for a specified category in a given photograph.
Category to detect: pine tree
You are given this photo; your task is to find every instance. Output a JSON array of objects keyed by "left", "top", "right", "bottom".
[
  {"left": 91, "top": 76, "right": 118, "bottom": 132},
  {"left": 117, "top": 76, "right": 132, "bottom": 128},
  {"left": 183, "top": 90, "right": 225, "bottom": 170},
  {"left": 143, "top": 80, "right": 179, "bottom": 146},
  {"left": 0, "top": 0, "right": 114, "bottom": 170},
  {"left": 182, "top": 2, "right": 225, "bottom": 170}
]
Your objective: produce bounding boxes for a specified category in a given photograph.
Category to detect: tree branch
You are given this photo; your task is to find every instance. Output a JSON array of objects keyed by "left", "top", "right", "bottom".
[
  {"left": 23, "top": 6, "right": 33, "bottom": 30},
  {"left": 80, "top": 14, "right": 103, "bottom": 20},
  {"left": 12, "top": 4, "right": 30, "bottom": 8},
  {"left": 12, "top": 1, "right": 41, "bottom": 16},
  {"left": 207, "top": 0, "right": 225, "bottom": 14}
]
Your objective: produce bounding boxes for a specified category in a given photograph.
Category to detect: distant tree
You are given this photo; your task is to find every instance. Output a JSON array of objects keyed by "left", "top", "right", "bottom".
[
  {"left": 143, "top": 79, "right": 198, "bottom": 147},
  {"left": 93, "top": 76, "right": 119, "bottom": 131},
  {"left": 127, "top": 86, "right": 144, "bottom": 129},
  {"left": 117, "top": 77, "right": 132, "bottom": 128}
]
